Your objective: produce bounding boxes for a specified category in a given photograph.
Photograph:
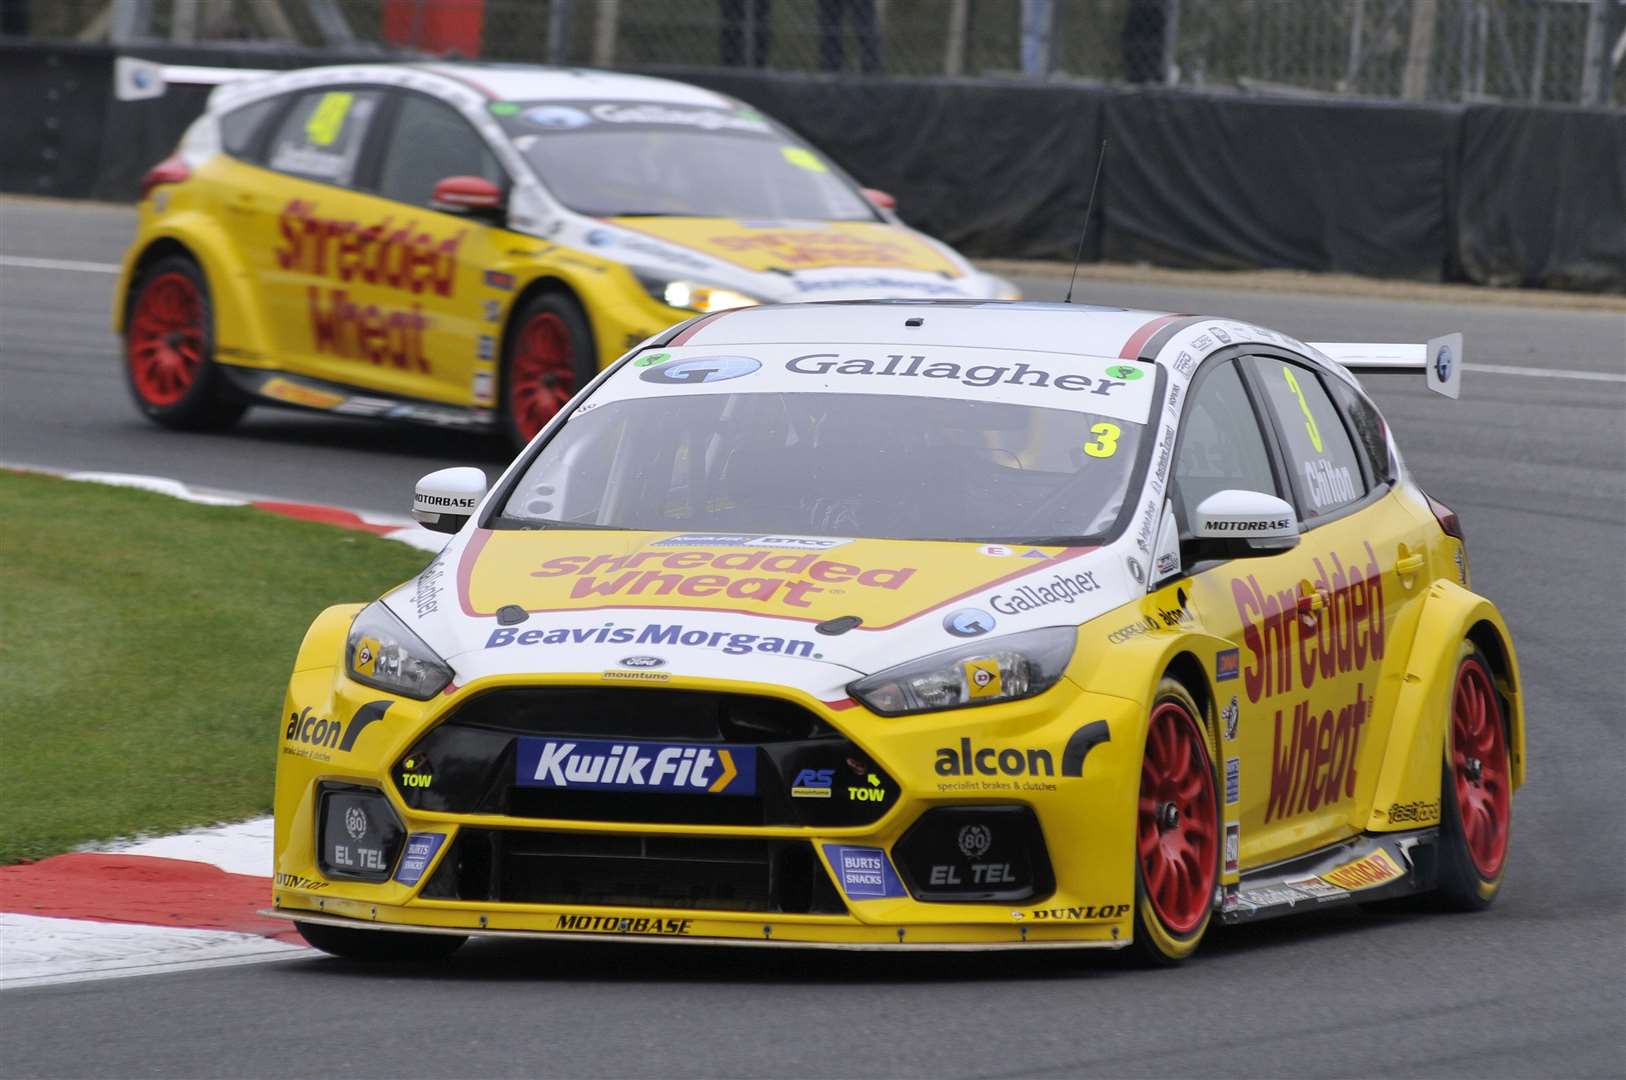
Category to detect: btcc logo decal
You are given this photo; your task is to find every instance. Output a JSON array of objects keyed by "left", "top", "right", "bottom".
[{"left": 515, "top": 737, "right": 756, "bottom": 795}]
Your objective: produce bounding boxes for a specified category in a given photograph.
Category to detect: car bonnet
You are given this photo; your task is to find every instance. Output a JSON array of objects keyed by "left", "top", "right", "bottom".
[{"left": 384, "top": 529, "right": 1139, "bottom": 701}]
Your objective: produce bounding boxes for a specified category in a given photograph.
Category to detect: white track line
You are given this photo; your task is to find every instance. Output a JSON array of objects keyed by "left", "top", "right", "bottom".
[
  {"left": 2, "top": 253, "right": 1620, "bottom": 383},
  {"left": 1464, "top": 361, "right": 1626, "bottom": 384},
  {"left": 0, "top": 254, "right": 121, "bottom": 274}
]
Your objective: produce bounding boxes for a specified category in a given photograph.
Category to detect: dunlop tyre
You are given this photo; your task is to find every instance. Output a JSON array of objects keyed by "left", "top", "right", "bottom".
[
  {"left": 295, "top": 920, "right": 467, "bottom": 962},
  {"left": 1436, "top": 644, "right": 1512, "bottom": 911},
  {"left": 1130, "top": 679, "right": 1221, "bottom": 966}
]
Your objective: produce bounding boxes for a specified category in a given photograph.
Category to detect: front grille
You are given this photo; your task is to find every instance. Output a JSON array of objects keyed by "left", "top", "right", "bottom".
[
  {"left": 443, "top": 687, "right": 835, "bottom": 742},
  {"left": 423, "top": 828, "right": 847, "bottom": 914},
  {"left": 394, "top": 687, "right": 898, "bottom": 827}
]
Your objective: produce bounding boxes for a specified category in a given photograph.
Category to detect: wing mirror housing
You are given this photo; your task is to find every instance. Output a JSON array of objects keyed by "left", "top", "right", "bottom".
[
  {"left": 430, "top": 175, "right": 505, "bottom": 221},
  {"left": 1185, "top": 489, "right": 1300, "bottom": 561},
  {"left": 413, "top": 467, "right": 487, "bottom": 534},
  {"left": 861, "top": 187, "right": 898, "bottom": 212}
]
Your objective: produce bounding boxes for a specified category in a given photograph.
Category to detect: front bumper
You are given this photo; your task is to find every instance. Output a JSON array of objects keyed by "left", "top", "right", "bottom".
[{"left": 273, "top": 668, "right": 1144, "bottom": 948}]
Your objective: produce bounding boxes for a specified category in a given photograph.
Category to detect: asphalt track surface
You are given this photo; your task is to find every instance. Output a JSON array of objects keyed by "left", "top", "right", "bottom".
[{"left": 2, "top": 199, "right": 1624, "bottom": 1078}]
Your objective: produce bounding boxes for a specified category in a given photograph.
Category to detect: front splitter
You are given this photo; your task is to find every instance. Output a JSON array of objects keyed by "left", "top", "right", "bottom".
[{"left": 263, "top": 909, "right": 1129, "bottom": 953}]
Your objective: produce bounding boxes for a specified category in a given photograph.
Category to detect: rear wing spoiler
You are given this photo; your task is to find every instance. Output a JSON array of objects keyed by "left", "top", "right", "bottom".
[
  {"left": 1307, "top": 332, "right": 1462, "bottom": 399},
  {"left": 114, "top": 57, "right": 272, "bottom": 102}
]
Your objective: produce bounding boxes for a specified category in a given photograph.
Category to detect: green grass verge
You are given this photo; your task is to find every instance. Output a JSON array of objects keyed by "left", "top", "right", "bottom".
[{"left": 0, "top": 471, "right": 430, "bottom": 863}]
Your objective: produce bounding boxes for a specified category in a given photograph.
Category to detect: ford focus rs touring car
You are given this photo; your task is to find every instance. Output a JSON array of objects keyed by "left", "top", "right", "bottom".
[
  {"left": 271, "top": 301, "right": 1523, "bottom": 963},
  {"left": 113, "top": 61, "right": 1016, "bottom": 447}
]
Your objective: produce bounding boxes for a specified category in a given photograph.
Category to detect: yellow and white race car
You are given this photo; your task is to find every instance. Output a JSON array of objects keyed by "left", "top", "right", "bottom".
[
  {"left": 112, "top": 61, "right": 1016, "bottom": 446},
  {"left": 271, "top": 300, "right": 1522, "bottom": 964}
]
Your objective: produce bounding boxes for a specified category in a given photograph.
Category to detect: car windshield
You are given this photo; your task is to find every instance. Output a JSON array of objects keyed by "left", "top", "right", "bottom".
[
  {"left": 497, "top": 348, "right": 1156, "bottom": 544},
  {"left": 494, "top": 100, "right": 875, "bottom": 220}
]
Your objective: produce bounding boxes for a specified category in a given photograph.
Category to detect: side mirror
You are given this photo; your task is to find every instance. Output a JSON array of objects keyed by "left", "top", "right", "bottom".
[
  {"left": 430, "top": 175, "right": 505, "bottom": 219},
  {"left": 1186, "top": 489, "right": 1300, "bottom": 561},
  {"left": 413, "top": 467, "right": 487, "bottom": 535},
  {"left": 861, "top": 187, "right": 898, "bottom": 212}
]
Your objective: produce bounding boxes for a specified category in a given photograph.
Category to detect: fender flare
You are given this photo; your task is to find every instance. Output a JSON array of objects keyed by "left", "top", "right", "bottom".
[
  {"left": 117, "top": 215, "right": 275, "bottom": 360},
  {"left": 291, "top": 602, "right": 365, "bottom": 674},
  {"left": 1362, "top": 579, "right": 1524, "bottom": 832}
]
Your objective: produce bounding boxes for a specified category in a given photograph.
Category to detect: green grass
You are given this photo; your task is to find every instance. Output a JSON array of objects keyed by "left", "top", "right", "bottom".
[{"left": 0, "top": 471, "right": 430, "bottom": 863}]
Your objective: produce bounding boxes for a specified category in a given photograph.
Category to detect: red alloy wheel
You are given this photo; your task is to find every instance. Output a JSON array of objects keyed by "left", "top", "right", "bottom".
[
  {"left": 1137, "top": 701, "right": 1219, "bottom": 935},
  {"left": 509, "top": 311, "right": 578, "bottom": 443},
  {"left": 1451, "top": 658, "right": 1511, "bottom": 878},
  {"left": 126, "top": 271, "right": 205, "bottom": 407}
]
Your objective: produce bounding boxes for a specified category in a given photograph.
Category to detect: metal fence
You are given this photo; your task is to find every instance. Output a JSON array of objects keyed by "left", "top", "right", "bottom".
[{"left": 16, "top": 0, "right": 1626, "bottom": 106}]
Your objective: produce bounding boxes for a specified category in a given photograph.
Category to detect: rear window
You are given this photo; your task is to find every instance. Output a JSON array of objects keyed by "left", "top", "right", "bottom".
[
  {"left": 219, "top": 96, "right": 282, "bottom": 160},
  {"left": 1324, "top": 374, "right": 1395, "bottom": 487}
]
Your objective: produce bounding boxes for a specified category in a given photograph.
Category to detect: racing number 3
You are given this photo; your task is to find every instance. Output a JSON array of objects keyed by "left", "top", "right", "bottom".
[
  {"left": 1282, "top": 368, "right": 1324, "bottom": 453},
  {"left": 1084, "top": 422, "right": 1121, "bottom": 459}
]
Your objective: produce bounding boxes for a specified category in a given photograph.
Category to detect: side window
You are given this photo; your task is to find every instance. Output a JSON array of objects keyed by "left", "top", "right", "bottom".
[
  {"left": 266, "top": 89, "right": 381, "bottom": 186},
  {"left": 1246, "top": 356, "right": 1369, "bottom": 518},
  {"left": 219, "top": 96, "right": 283, "bottom": 161},
  {"left": 375, "top": 94, "right": 504, "bottom": 208},
  {"left": 1172, "top": 361, "right": 1280, "bottom": 535},
  {"left": 1324, "top": 375, "right": 1395, "bottom": 486}
]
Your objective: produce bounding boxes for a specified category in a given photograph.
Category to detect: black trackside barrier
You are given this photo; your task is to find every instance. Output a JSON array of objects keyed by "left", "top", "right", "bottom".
[
  {"left": 645, "top": 67, "right": 1111, "bottom": 264},
  {"left": 2, "top": 41, "right": 1620, "bottom": 292},
  {"left": 0, "top": 42, "right": 114, "bottom": 199},
  {"left": 1454, "top": 104, "right": 1626, "bottom": 293},
  {"left": 1096, "top": 90, "right": 1460, "bottom": 281}
]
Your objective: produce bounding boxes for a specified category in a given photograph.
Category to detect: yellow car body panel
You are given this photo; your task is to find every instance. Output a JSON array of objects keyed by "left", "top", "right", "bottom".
[
  {"left": 273, "top": 658, "right": 1145, "bottom": 948},
  {"left": 117, "top": 156, "right": 683, "bottom": 413},
  {"left": 267, "top": 303, "right": 1523, "bottom": 951}
]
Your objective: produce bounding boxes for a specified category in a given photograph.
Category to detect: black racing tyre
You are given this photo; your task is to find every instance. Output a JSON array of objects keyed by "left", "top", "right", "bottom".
[
  {"left": 122, "top": 254, "right": 247, "bottom": 431},
  {"left": 1129, "top": 678, "right": 1222, "bottom": 966},
  {"left": 500, "top": 290, "right": 597, "bottom": 450},
  {"left": 1435, "top": 645, "right": 1513, "bottom": 911},
  {"left": 294, "top": 920, "right": 467, "bottom": 963}
]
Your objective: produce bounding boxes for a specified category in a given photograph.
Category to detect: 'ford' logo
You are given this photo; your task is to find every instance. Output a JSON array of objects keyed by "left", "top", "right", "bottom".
[
  {"left": 619, "top": 656, "right": 666, "bottom": 668},
  {"left": 1434, "top": 344, "right": 1452, "bottom": 383}
]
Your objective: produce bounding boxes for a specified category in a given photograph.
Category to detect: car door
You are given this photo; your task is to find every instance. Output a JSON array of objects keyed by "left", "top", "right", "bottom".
[
  {"left": 231, "top": 85, "right": 407, "bottom": 391},
  {"left": 366, "top": 90, "right": 512, "bottom": 409},
  {"left": 1230, "top": 352, "right": 1433, "bottom": 860},
  {"left": 1167, "top": 357, "right": 1310, "bottom": 870}
]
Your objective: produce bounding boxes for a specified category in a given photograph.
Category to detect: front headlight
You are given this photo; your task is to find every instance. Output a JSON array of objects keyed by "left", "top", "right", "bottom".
[
  {"left": 638, "top": 274, "right": 762, "bottom": 314},
  {"left": 847, "top": 627, "right": 1076, "bottom": 716},
  {"left": 346, "top": 602, "right": 453, "bottom": 700}
]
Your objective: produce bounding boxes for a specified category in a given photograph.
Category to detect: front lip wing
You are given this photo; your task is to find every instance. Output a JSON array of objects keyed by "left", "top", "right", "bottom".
[{"left": 261, "top": 909, "right": 1128, "bottom": 952}]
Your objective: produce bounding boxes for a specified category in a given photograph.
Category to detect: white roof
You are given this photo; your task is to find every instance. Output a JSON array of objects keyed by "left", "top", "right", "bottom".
[
  {"left": 207, "top": 61, "right": 734, "bottom": 113},
  {"left": 678, "top": 301, "right": 1185, "bottom": 361},
  {"left": 415, "top": 64, "right": 732, "bottom": 106}
]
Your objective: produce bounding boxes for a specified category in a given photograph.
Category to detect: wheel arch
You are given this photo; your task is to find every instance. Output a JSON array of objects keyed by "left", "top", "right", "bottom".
[
  {"left": 1161, "top": 650, "right": 1215, "bottom": 737},
  {"left": 499, "top": 275, "right": 598, "bottom": 381},
  {"left": 119, "top": 237, "right": 199, "bottom": 330},
  {"left": 1465, "top": 615, "right": 1524, "bottom": 786},
  {"left": 117, "top": 221, "right": 269, "bottom": 355},
  {"left": 1361, "top": 580, "right": 1525, "bottom": 832}
]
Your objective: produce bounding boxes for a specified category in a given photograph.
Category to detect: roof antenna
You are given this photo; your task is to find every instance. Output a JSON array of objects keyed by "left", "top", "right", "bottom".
[{"left": 1063, "top": 140, "right": 1107, "bottom": 304}]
